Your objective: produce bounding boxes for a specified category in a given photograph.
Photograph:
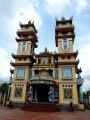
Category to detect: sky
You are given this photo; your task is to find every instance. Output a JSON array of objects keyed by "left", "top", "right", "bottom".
[{"left": 0, "top": 0, "right": 90, "bottom": 91}]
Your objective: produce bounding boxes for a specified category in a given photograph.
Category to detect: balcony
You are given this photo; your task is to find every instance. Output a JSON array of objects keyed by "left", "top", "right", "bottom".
[
  {"left": 76, "top": 77, "right": 84, "bottom": 85},
  {"left": 29, "top": 75, "right": 55, "bottom": 85},
  {"left": 55, "top": 24, "right": 74, "bottom": 32},
  {"left": 16, "top": 28, "right": 37, "bottom": 39}
]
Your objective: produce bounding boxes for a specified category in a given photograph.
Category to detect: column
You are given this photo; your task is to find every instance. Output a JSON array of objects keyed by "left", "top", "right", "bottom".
[{"left": 35, "top": 87, "right": 38, "bottom": 102}]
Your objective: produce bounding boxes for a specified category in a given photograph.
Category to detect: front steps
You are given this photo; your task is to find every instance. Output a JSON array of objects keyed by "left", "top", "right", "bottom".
[{"left": 23, "top": 102, "right": 60, "bottom": 112}]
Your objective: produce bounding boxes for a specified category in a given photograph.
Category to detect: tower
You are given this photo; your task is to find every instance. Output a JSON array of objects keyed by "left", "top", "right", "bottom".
[
  {"left": 55, "top": 17, "right": 83, "bottom": 109},
  {"left": 10, "top": 21, "right": 38, "bottom": 105}
]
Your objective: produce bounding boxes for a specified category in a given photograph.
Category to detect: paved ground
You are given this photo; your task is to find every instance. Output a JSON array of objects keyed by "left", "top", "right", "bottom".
[{"left": 0, "top": 106, "right": 90, "bottom": 120}]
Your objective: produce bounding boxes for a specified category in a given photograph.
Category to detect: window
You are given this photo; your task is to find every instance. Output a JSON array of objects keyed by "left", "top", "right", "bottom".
[
  {"left": 31, "top": 45, "right": 34, "bottom": 55},
  {"left": 62, "top": 38, "right": 69, "bottom": 51},
  {"left": 34, "top": 70, "right": 39, "bottom": 79},
  {"left": 15, "top": 87, "right": 22, "bottom": 97},
  {"left": 64, "top": 88, "right": 72, "bottom": 99},
  {"left": 29, "top": 69, "right": 32, "bottom": 79},
  {"left": 38, "top": 58, "right": 41, "bottom": 64},
  {"left": 34, "top": 70, "right": 39, "bottom": 76},
  {"left": 55, "top": 70, "right": 58, "bottom": 80},
  {"left": 41, "top": 57, "right": 48, "bottom": 64},
  {"left": 49, "top": 58, "right": 51, "bottom": 64},
  {"left": 62, "top": 67, "right": 72, "bottom": 78},
  {"left": 48, "top": 70, "right": 53, "bottom": 76},
  {"left": 21, "top": 42, "right": 26, "bottom": 53},
  {"left": 16, "top": 68, "right": 25, "bottom": 79}
]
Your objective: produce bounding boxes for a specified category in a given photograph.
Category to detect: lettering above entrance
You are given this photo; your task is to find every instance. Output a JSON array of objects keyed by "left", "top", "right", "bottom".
[{"left": 29, "top": 80, "right": 55, "bottom": 85}]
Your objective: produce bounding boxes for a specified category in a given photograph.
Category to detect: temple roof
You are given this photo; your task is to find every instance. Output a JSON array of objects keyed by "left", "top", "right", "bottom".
[
  {"left": 35, "top": 48, "right": 53, "bottom": 57},
  {"left": 56, "top": 17, "right": 73, "bottom": 25},
  {"left": 19, "top": 20, "right": 37, "bottom": 33}
]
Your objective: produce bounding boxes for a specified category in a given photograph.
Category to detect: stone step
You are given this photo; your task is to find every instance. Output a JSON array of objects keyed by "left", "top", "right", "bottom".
[{"left": 23, "top": 103, "right": 60, "bottom": 112}]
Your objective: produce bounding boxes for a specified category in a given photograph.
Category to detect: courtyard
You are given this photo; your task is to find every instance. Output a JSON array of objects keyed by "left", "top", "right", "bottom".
[{"left": 0, "top": 106, "right": 90, "bottom": 120}]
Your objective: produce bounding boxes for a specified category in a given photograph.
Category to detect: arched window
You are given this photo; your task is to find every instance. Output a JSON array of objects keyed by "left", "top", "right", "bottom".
[
  {"left": 21, "top": 42, "right": 27, "bottom": 53},
  {"left": 62, "top": 38, "right": 69, "bottom": 51}
]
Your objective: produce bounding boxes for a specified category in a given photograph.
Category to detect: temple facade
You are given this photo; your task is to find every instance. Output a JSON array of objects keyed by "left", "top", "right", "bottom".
[{"left": 10, "top": 18, "right": 83, "bottom": 109}]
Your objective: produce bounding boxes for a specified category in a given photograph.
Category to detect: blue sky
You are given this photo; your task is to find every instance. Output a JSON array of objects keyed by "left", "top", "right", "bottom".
[{"left": 0, "top": 0, "right": 90, "bottom": 91}]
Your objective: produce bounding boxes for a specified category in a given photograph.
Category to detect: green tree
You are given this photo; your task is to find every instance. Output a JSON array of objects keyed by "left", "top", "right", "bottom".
[
  {"left": 0, "top": 83, "right": 9, "bottom": 94},
  {"left": 0, "top": 83, "right": 9, "bottom": 105}
]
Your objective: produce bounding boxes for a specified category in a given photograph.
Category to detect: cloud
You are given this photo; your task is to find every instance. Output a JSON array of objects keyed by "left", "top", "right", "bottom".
[
  {"left": 75, "top": 0, "right": 88, "bottom": 14},
  {"left": 78, "top": 40, "right": 90, "bottom": 91},
  {"left": 0, "top": 0, "right": 42, "bottom": 47},
  {"left": 45, "top": 0, "right": 71, "bottom": 16},
  {"left": 78, "top": 33, "right": 90, "bottom": 44},
  {"left": 45, "top": 0, "right": 89, "bottom": 16},
  {"left": 0, "top": 48, "right": 10, "bottom": 79},
  {"left": 79, "top": 44, "right": 90, "bottom": 77},
  {"left": 75, "top": 33, "right": 90, "bottom": 91}
]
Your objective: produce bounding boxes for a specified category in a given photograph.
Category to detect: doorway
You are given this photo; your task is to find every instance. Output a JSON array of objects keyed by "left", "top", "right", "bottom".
[{"left": 37, "top": 85, "right": 49, "bottom": 102}]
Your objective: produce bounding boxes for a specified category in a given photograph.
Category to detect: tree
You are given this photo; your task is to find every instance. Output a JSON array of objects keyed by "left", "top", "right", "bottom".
[
  {"left": 0, "top": 83, "right": 9, "bottom": 105},
  {"left": 0, "top": 83, "right": 9, "bottom": 94}
]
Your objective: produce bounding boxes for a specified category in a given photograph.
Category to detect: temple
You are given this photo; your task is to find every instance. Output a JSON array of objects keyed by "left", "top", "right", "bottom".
[{"left": 10, "top": 17, "right": 83, "bottom": 110}]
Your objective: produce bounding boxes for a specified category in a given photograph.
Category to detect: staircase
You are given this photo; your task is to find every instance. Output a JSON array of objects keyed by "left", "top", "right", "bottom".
[{"left": 23, "top": 103, "right": 60, "bottom": 112}]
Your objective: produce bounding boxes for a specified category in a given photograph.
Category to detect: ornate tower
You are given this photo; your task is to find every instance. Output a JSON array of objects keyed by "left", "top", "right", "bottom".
[
  {"left": 10, "top": 21, "right": 38, "bottom": 105},
  {"left": 55, "top": 17, "right": 83, "bottom": 109}
]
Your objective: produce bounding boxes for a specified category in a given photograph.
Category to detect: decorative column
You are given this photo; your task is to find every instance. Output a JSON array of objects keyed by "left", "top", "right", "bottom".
[
  {"left": 48, "top": 86, "right": 55, "bottom": 102},
  {"left": 26, "top": 85, "right": 33, "bottom": 103}
]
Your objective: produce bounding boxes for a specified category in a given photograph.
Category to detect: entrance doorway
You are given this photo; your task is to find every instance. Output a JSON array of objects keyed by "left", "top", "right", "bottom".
[{"left": 37, "top": 86, "right": 49, "bottom": 102}]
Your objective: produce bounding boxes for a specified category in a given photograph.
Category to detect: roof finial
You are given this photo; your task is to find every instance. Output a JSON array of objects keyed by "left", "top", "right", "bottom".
[
  {"left": 70, "top": 16, "right": 73, "bottom": 20},
  {"left": 61, "top": 17, "right": 65, "bottom": 21},
  {"left": 45, "top": 47, "right": 47, "bottom": 52}
]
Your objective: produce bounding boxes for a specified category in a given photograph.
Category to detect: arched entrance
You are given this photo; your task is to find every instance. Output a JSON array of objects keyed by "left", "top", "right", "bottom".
[{"left": 27, "top": 79, "right": 57, "bottom": 103}]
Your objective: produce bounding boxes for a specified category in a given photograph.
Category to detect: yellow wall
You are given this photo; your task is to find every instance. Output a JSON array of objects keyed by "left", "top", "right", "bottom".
[
  {"left": 10, "top": 66, "right": 29, "bottom": 102},
  {"left": 10, "top": 82, "right": 27, "bottom": 102},
  {"left": 59, "top": 84, "right": 78, "bottom": 104},
  {"left": 58, "top": 65, "right": 78, "bottom": 104}
]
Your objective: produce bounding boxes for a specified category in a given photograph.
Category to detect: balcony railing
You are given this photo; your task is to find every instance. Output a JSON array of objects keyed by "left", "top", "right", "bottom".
[
  {"left": 29, "top": 75, "right": 56, "bottom": 85},
  {"left": 30, "top": 75, "right": 55, "bottom": 81}
]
